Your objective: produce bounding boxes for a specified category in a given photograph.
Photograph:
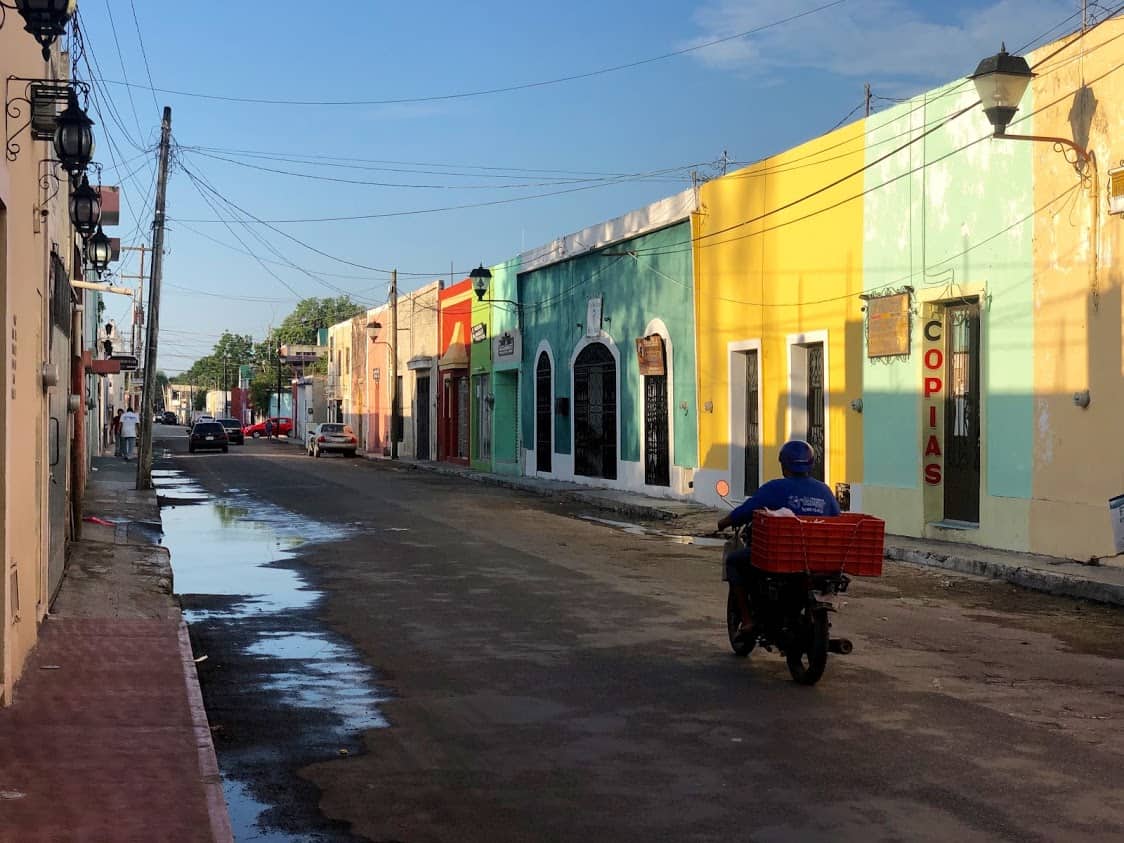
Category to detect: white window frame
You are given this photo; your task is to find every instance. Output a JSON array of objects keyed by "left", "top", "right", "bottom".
[{"left": 786, "top": 329, "right": 830, "bottom": 487}]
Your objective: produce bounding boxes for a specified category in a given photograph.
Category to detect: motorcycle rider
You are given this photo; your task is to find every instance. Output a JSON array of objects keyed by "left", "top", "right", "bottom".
[{"left": 717, "top": 440, "right": 840, "bottom": 640}]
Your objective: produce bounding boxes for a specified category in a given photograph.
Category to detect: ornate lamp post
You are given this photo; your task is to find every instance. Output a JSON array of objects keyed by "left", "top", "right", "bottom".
[
  {"left": 68, "top": 172, "right": 100, "bottom": 238},
  {"left": 470, "top": 264, "right": 493, "bottom": 301},
  {"left": 53, "top": 89, "right": 94, "bottom": 178},
  {"left": 86, "top": 223, "right": 111, "bottom": 275},
  {"left": 2, "top": 0, "right": 76, "bottom": 61}
]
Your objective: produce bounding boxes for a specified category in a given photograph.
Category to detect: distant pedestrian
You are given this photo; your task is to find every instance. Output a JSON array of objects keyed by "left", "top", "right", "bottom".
[
  {"left": 119, "top": 405, "right": 140, "bottom": 461},
  {"left": 112, "top": 408, "right": 124, "bottom": 457},
  {"left": 265, "top": 418, "right": 274, "bottom": 441}
]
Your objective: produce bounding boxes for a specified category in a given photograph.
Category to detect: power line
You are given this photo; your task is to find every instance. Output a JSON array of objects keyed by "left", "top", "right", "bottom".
[{"left": 92, "top": 1, "right": 848, "bottom": 107}]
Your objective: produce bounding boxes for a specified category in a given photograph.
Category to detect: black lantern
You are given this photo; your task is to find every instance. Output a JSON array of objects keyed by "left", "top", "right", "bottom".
[
  {"left": 470, "top": 264, "right": 492, "bottom": 300},
  {"left": 68, "top": 173, "right": 101, "bottom": 238},
  {"left": 86, "top": 224, "right": 111, "bottom": 274},
  {"left": 969, "top": 44, "right": 1035, "bottom": 136},
  {"left": 14, "top": 0, "right": 76, "bottom": 61},
  {"left": 53, "top": 89, "right": 94, "bottom": 178}
]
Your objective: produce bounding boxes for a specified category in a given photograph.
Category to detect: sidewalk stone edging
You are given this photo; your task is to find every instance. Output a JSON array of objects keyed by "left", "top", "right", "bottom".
[{"left": 886, "top": 544, "right": 1124, "bottom": 607}]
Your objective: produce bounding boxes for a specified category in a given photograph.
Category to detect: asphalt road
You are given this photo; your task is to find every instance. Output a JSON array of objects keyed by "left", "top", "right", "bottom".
[{"left": 156, "top": 429, "right": 1124, "bottom": 843}]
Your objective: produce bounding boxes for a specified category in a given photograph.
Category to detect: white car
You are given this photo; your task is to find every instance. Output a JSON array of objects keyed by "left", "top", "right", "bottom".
[{"left": 307, "top": 423, "right": 358, "bottom": 458}]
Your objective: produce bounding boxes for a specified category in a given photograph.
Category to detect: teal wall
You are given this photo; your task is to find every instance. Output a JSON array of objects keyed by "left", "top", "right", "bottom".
[
  {"left": 518, "top": 222, "right": 697, "bottom": 470},
  {"left": 862, "top": 83, "right": 1034, "bottom": 498}
]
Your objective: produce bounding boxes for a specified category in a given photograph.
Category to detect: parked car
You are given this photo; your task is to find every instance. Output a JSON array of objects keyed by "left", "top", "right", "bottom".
[
  {"left": 306, "top": 423, "right": 358, "bottom": 458},
  {"left": 243, "top": 417, "right": 293, "bottom": 439},
  {"left": 161, "top": 411, "right": 177, "bottom": 424},
  {"left": 217, "top": 418, "right": 245, "bottom": 445},
  {"left": 188, "top": 421, "right": 229, "bottom": 454},
  {"left": 188, "top": 414, "right": 215, "bottom": 429}
]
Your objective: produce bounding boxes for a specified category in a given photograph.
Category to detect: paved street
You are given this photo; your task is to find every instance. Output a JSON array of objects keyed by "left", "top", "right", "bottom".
[{"left": 154, "top": 429, "right": 1124, "bottom": 843}]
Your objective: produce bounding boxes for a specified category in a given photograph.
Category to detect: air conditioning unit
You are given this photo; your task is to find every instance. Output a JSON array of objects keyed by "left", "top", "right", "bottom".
[{"left": 1109, "top": 165, "right": 1124, "bottom": 215}]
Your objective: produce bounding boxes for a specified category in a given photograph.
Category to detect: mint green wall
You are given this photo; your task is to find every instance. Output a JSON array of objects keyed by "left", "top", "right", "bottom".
[
  {"left": 863, "top": 83, "right": 1034, "bottom": 498},
  {"left": 469, "top": 261, "right": 521, "bottom": 473},
  {"left": 518, "top": 222, "right": 697, "bottom": 469}
]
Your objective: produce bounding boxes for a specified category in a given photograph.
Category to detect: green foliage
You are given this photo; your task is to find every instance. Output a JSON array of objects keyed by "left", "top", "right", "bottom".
[
  {"left": 193, "top": 390, "right": 207, "bottom": 411},
  {"left": 276, "top": 296, "right": 361, "bottom": 345}
]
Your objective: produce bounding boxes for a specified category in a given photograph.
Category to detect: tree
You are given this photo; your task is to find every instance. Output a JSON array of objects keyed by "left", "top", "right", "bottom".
[{"left": 276, "top": 296, "right": 361, "bottom": 345}]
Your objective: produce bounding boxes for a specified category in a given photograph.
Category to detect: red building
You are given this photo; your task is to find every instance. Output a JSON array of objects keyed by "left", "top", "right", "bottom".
[{"left": 437, "top": 280, "right": 473, "bottom": 465}]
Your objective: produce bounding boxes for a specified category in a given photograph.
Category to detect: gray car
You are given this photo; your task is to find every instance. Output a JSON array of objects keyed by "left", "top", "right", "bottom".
[{"left": 307, "top": 423, "right": 358, "bottom": 458}]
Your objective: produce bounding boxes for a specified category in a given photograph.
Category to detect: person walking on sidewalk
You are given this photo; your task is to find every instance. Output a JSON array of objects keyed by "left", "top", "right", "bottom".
[
  {"left": 119, "top": 405, "right": 140, "bottom": 461},
  {"left": 111, "top": 408, "right": 124, "bottom": 457},
  {"left": 265, "top": 418, "right": 273, "bottom": 441}
]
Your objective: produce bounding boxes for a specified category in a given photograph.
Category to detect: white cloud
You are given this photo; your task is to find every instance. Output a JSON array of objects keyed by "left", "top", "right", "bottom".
[{"left": 684, "top": 0, "right": 1076, "bottom": 89}]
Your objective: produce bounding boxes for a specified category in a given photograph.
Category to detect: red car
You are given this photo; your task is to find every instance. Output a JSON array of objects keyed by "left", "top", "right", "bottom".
[{"left": 243, "top": 416, "right": 293, "bottom": 438}]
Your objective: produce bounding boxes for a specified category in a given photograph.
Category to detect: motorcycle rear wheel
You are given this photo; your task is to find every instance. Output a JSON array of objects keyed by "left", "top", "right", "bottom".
[
  {"left": 786, "top": 608, "right": 829, "bottom": 686},
  {"left": 726, "top": 587, "right": 753, "bottom": 657}
]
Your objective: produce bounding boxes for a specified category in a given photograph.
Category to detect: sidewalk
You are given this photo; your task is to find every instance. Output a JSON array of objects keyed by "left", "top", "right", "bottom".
[
  {"left": 0, "top": 455, "right": 232, "bottom": 843},
  {"left": 358, "top": 449, "right": 1124, "bottom": 606}
]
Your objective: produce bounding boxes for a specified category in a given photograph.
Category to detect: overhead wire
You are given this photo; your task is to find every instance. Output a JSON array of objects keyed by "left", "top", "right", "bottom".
[{"left": 92, "top": 0, "right": 848, "bottom": 107}]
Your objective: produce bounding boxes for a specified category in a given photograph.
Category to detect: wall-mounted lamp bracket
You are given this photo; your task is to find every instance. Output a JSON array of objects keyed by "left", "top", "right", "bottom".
[{"left": 5, "top": 76, "right": 89, "bottom": 162}]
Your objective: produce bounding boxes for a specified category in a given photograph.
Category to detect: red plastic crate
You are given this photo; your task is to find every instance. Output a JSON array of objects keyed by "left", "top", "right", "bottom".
[{"left": 750, "top": 511, "right": 885, "bottom": 577}]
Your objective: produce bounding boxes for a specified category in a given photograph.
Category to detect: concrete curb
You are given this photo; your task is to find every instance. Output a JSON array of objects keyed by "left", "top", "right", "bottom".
[
  {"left": 366, "top": 455, "right": 692, "bottom": 521},
  {"left": 886, "top": 545, "right": 1124, "bottom": 607},
  {"left": 177, "top": 621, "right": 235, "bottom": 843}
]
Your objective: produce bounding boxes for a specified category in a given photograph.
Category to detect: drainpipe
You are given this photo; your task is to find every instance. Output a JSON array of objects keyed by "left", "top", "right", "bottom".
[{"left": 70, "top": 299, "right": 85, "bottom": 540}]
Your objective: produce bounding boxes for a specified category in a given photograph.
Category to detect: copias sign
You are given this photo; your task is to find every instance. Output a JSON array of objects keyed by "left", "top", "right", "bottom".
[{"left": 922, "top": 317, "right": 944, "bottom": 485}]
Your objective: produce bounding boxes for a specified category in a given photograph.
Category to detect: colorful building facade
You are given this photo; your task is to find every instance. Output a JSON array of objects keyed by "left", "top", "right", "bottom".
[
  {"left": 518, "top": 190, "right": 700, "bottom": 497},
  {"left": 469, "top": 263, "right": 521, "bottom": 475},
  {"left": 438, "top": 280, "right": 473, "bottom": 465}
]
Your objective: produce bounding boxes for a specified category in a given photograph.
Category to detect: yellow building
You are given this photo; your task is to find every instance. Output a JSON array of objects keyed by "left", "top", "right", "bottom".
[{"left": 693, "top": 123, "right": 866, "bottom": 507}]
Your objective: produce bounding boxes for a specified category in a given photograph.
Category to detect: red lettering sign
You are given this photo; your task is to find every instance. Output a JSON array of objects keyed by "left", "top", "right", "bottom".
[
  {"left": 924, "top": 348, "right": 944, "bottom": 370},
  {"left": 924, "top": 377, "right": 942, "bottom": 398},
  {"left": 928, "top": 405, "right": 937, "bottom": 428},
  {"left": 924, "top": 463, "right": 943, "bottom": 485},
  {"left": 924, "top": 435, "right": 942, "bottom": 456}
]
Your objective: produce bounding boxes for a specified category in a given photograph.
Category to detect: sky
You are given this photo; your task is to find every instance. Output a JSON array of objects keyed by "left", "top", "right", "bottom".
[{"left": 72, "top": 0, "right": 1090, "bottom": 375}]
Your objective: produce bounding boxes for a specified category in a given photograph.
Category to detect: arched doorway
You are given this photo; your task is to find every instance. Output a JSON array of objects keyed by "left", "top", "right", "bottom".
[
  {"left": 535, "top": 351, "right": 552, "bottom": 472},
  {"left": 573, "top": 342, "right": 617, "bottom": 480},
  {"left": 643, "top": 336, "right": 670, "bottom": 487}
]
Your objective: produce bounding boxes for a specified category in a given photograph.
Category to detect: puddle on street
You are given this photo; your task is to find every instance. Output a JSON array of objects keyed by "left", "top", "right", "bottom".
[
  {"left": 157, "top": 468, "right": 386, "bottom": 842},
  {"left": 579, "top": 515, "right": 727, "bottom": 548}
]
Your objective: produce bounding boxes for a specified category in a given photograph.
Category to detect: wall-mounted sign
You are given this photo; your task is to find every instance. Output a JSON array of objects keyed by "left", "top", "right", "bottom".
[
  {"left": 111, "top": 354, "right": 138, "bottom": 371},
  {"left": 921, "top": 315, "right": 943, "bottom": 485},
  {"left": 866, "top": 292, "right": 911, "bottom": 358},
  {"left": 471, "top": 322, "right": 488, "bottom": 343},
  {"left": 490, "top": 330, "right": 520, "bottom": 363},
  {"left": 586, "top": 296, "right": 603, "bottom": 337},
  {"left": 1111, "top": 493, "right": 1124, "bottom": 554},
  {"left": 372, "top": 368, "right": 380, "bottom": 382},
  {"left": 635, "top": 335, "right": 666, "bottom": 376}
]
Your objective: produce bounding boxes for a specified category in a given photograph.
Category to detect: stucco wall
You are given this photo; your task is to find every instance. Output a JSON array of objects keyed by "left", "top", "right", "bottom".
[
  {"left": 1028, "top": 20, "right": 1124, "bottom": 558},
  {"left": 517, "top": 221, "right": 697, "bottom": 495},
  {"left": 694, "top": 121, "right": 865, "bottom": 507}
]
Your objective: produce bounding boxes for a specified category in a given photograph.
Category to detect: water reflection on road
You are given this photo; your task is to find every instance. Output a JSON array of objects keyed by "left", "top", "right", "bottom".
[{"left": 156, "top": 468, "right": 385, "bottom": 842}]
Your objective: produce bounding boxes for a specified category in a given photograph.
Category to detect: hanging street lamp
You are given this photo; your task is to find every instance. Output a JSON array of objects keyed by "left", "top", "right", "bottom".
[
  {"left": 68, "top": 173, "right": 100, "bottom": 238},
  {"left": 470, "top": 264, "right": 493, "bottom": 301},
  {"left": 86, "top": 223, "right": 111, "bottom": 274},
  {"left": 969, "top": 44, "right": 1092, "bottom": 172},
  {"left": 968, "top": 43, "right": 1035, "bottom": 137},
  {"left": 10, "top": 0, "right": 76, "bottom": 61},
  {"left": 53, "top": 88, "right": 94, "bottom": 178}
]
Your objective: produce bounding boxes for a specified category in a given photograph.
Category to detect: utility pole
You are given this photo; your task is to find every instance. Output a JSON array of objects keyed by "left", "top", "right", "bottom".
[
  {"left": 276, "top": 340, "right": 283, "bottom": 431},
  {"left": 390, "top": 268, "right": 399, "bottom": 460},
  {"left": 136, "top": 106, "right": 172, "bottom": 490},
  {"left": 864, "top": 82, "right": 872, "bottom": 118},
  {"left": 120, "top": 244, "right": 150, "bottom": 357}
]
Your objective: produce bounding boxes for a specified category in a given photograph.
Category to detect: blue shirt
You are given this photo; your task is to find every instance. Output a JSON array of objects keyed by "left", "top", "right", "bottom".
[{"left": 729, "top": 476, "right": 841, "bottom": 527}]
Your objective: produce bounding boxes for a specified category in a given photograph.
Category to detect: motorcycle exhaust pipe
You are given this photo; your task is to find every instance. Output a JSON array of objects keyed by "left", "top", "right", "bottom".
[{"left": 828, "top": 638, "right": 853, "bottom": 655}]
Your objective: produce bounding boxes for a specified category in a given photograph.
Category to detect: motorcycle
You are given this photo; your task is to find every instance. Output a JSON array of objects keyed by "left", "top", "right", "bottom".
[{"left": 717, "top": 480, "right": 854, "bottom": 686}]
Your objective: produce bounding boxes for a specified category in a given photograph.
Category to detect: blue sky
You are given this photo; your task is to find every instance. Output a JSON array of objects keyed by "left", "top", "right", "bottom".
[{"left": 75, "top": 0, "right": 1083, "bottom": 373}]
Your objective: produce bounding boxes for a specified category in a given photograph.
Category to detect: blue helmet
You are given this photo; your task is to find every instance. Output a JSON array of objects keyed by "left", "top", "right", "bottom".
[{"left": 779, "top": 440, "right": 815, "bottom": 476}]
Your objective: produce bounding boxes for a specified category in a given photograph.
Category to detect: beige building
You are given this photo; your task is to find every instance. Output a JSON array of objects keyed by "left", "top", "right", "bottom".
[{"left": 1, "top": 25, "right": 82, "bottom": 702}]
